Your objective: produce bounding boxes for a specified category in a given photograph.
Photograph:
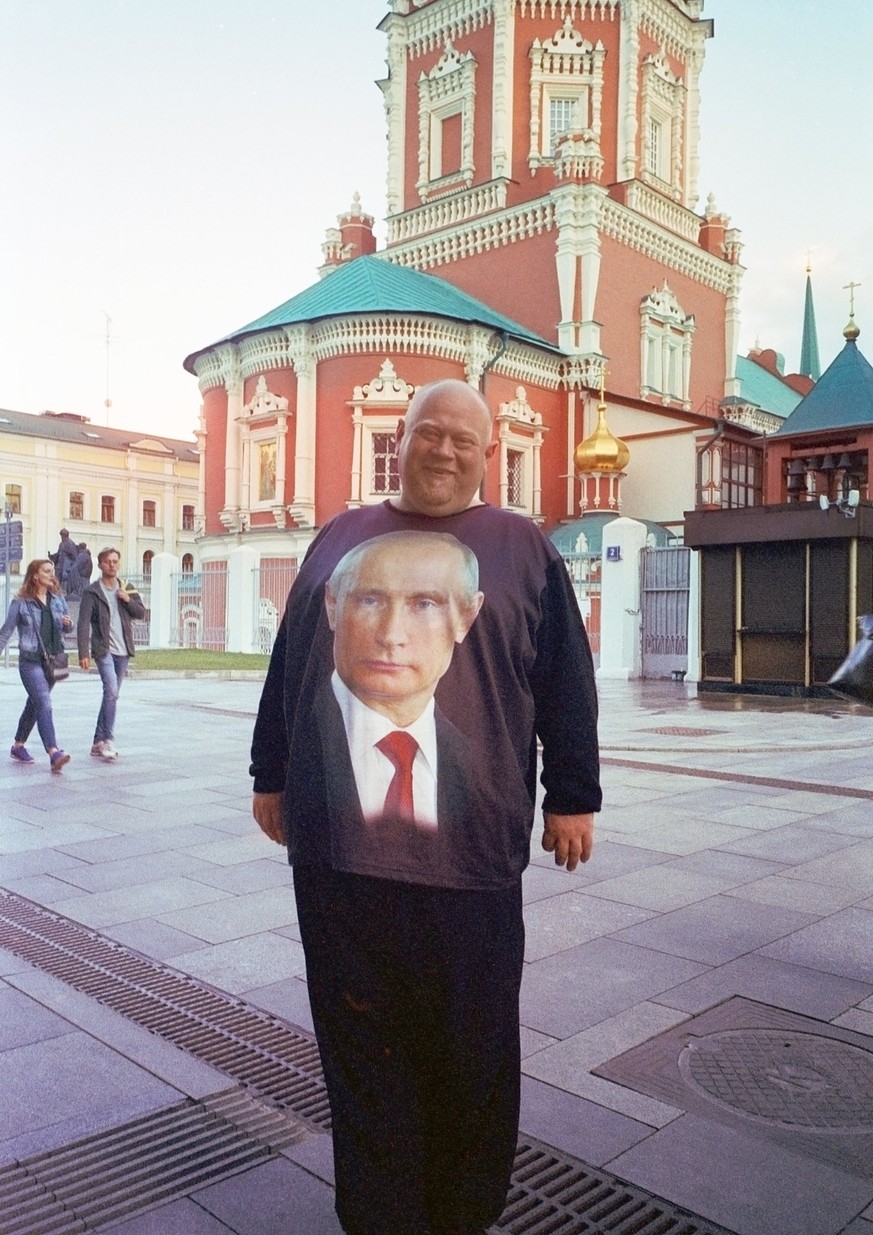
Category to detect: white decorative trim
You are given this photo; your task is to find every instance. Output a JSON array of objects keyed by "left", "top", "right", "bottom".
[
  {"left": 348, "top": 359, "right": 416, "bottom": 507},
  {"left": 387, "top": 180, "right": 509, "bottom": 244},
  {"left": 640, "top": 0, "right": 702, "bottom": 63},
  {"left": 401, "top": 0, "right": 493, "bottom": 59},
  {"left": 385, "top": 198, "right": 557, "bottom": 270},
  {"left": 720, "top": 402, "right": 783, "bottom": 436},
  {"left": 640, "top": 51, "right": 685, "bottom": 202},
  {"left": 379, "top": 14, "right": 409, "bottom": 217},
  {"left": 601, "top": 196, "right": 732, "bottom": 292},
  {"left": 619, "top": 180, "right": 700, "bottom": 243},
  {"left": 491, "top": 0, "right": 514, "bottom": 179},
  {"left": 497, "top": 386, "right": 547, "bottom": 520},
  {"left": 617, "top": 0, "right": 640, "bottom": 181},
  {"left": 244, "top": 374, "right": 289, "bottom": 422},
  {"left": 528, "top": 20, "right": 606, "bottom": 175},
  {"left": 639, "top": 281, "right": 695, "bottom": 408},
  {"left": 417, "top": 41, "right": 478, "bottom": 199},
  {"left": 517, "top": 1, "right": 619, "bottom": 19}
]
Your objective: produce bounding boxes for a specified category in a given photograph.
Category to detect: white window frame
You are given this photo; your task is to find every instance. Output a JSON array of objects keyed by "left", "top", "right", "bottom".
[
  {"left": 348, "top": 359, "right": 416, "bottom": 508},
  {"left": 417, "top": 41, "right": 477, "bottom": 200},
  {"left": 529, "top": 20, "right": 605, "bottom": 173},
  {"left": 640, "top": 283, "right": 695, "bottom": 408},
  {"left": 640, "top": 52, "right": 684, "bottom": 199},
  {"left": 496, "top": 387, "right": 548, "bottom": 521},
  {"left": 249, "top": 430, "right": 279, "bottom": 509}
]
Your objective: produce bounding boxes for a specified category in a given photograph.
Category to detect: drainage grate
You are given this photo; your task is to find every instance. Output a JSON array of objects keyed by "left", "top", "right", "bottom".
[
  {"left": 0, "top": 1087, "right": 305, "bottom": 1235},
  {"left": 494, "top": 1137, "right": 735, "bottom": 1234},
  {"left": 0, "top": 891, "right": 332, "bottom": 1130}
]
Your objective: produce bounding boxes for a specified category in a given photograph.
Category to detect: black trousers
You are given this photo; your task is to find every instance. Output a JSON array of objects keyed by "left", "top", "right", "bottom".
[{"left": 293, "top": 866, "right": 524, "bottom": 1235}]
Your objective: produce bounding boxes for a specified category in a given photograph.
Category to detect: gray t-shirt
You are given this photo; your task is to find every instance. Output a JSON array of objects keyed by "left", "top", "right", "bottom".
[{"left": 99, "top": 582, "right": 127, "bottom": 656}]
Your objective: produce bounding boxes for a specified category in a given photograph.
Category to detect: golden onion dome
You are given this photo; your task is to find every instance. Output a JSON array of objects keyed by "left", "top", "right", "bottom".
[
  {"left": 844, "top": 316, "right": 860, "bottom": 341},
  {"left": 574, "top": 402, "right": 630, "bottom": 473}
]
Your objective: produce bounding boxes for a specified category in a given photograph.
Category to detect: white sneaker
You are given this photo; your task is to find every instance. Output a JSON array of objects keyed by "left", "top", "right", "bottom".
[
  {"left": 90, "top": 742, "right": 105, "bottom": 758},
  {"left": 100, "top": 741, "right": 119, "bottom": 761}
]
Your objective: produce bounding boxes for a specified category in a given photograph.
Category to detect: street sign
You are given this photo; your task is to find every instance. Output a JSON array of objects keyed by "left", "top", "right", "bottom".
[{"left": 0, "top": 519, "right": 23, "bottom": 570}]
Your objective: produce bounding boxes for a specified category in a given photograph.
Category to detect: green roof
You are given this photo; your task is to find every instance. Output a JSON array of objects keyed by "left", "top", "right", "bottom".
[
  {"left": 184, "top": 256, "right": 556, "bottom": 372},
  {"left": 736, "top": 355, "right": 801, "bottom": 418},
  {"left": 773, "top": 336, "right": 873, "bottom": 436}
]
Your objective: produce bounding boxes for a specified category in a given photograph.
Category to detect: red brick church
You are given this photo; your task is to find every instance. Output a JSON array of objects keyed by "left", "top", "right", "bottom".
[{"left": 184, "top": 0, "right": 747, "bottom": 589}]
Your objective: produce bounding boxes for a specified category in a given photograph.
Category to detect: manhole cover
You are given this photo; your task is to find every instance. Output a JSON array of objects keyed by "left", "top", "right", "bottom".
[
  {"left": 678, "top": 1029, "right": 873, "bottom": 1130},
  {"left": 593, "top": 998, "right": 873, "bottom": 1179}
]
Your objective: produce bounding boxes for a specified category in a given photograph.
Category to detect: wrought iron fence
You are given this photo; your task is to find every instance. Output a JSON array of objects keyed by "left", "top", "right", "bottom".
[{"left": 561, "top": 552, "right": 601, "bottom": 662}]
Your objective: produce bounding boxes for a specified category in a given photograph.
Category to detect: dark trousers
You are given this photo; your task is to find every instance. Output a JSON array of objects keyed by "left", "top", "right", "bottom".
[{"left": 293, "top": 866, "right": 524, "bottom": 1235}]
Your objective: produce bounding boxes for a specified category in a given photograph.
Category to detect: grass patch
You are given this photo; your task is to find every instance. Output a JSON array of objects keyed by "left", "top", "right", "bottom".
[{"left": 129, "top": 648, "right": 270, "bottom": 672}]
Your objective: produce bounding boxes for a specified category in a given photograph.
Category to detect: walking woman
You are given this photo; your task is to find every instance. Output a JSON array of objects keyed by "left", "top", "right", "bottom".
[{"left": 0, "top": 559, "right": 72, "bottom": 771}]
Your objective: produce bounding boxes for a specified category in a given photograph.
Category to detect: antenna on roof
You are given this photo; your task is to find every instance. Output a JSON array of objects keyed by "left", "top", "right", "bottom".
[{"left": 103, "top": 311, "right": 113, "bottom": 426}]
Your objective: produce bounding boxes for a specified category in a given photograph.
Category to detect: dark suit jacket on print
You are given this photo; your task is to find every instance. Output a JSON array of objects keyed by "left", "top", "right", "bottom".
[{"left": 307, "top": 680, "right": 485, "bottom": 886}]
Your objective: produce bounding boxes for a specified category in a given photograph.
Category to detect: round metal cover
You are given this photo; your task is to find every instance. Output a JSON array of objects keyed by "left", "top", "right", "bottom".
[{"left": 678, "top": 1029, "right": 873, "bottom": 1131}]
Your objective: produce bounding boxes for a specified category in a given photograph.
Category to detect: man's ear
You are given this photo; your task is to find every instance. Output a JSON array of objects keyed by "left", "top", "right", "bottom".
[
  {"left": 324, "top": 586, "right": 338, "bottom": 632},
  {"left": 454, "top": 592, "right": 484, "bottom": 643},
  {"left": 484, "top": 440, "right": 497, "bottom": 463},
  {"left": 394, "top": 416, "right": 406, "bottom": 447}
]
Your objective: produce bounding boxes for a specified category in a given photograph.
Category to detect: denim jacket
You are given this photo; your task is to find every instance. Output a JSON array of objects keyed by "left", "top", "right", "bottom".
[{"left": 0, "top": 594, "right": 70, "bottom": 657}]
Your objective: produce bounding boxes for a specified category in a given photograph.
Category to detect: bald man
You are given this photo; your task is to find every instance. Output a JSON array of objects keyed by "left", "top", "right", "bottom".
[{"left": 251, "top": 379, "right": 600, "bottom": 1235}]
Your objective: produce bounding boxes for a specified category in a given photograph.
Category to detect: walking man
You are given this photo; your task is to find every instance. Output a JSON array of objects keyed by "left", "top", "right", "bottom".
[
  {"left": 77, "top": 547, "right": 145, "bottom": 761},
  {"left": 251, "top": 379, "right": 601, "bottom": 1235}
]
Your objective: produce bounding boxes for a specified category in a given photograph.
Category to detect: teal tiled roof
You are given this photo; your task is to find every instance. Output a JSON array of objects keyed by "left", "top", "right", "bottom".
[
  {"left": 184, "top": 256, "right": 556, "bottom": 372},
  {"left": 736, "top": 355, "right": 801, "bottom": 418},
  {"left": 773, "top": 337, "right": 873, "bottom": 436}
]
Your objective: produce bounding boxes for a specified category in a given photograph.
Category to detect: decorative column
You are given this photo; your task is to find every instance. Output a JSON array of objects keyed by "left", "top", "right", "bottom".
[
  {"left": 286, "top": 326, "right": 317, "bottom": 528},
  {"left": 491, "top": 0, "right": 514, "bottom": 180},
  {"left": 194, "top": 406, "right": 207, "bottom": 536},
  {"left": 218, "top": 345, "right": 243, "bottom": 531},
  {"left": 617, "top": 0, "right": 640, "bottom": 181},
  {"left": 379, "top": 12, "right": 408, "bottom": 217}
]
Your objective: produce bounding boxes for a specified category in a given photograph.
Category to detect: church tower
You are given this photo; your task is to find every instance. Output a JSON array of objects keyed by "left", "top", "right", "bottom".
[{"left": 378, "top": 0, "right": 743, "bottom": 426}]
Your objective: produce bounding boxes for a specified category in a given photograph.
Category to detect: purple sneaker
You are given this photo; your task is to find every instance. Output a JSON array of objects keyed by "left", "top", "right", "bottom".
[
  {"left": 10, "top": 744, "right": 34, "bottom": 763},
  {"left": 50, "top": 750, "right": 71, "bottom": 773}
]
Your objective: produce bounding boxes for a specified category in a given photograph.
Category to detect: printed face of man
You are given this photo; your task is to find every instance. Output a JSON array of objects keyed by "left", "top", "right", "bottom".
[
  {"left": 326, "top": 538, "right": 483, "bottom": 727},
  {"left": 394, "top": 381, "right": 496, "bottom": 517}
]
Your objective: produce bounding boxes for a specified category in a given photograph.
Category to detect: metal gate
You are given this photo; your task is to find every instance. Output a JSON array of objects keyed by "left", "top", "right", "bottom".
[
  {"left": 561, "top": 552, "right": 601, "bottom": 667},
  {"left": 169, "top": 564, "right": 228, "bottom": 650},
  {"left": 640, "top": 545, "right": 690, "bottom": 678},
  {"left": 253, "top": 558, "right": 298, "bottom": 653}
]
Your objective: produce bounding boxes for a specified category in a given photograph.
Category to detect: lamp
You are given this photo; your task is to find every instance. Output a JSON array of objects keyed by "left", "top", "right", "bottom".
[{"left": 819, "top": 489, "right": 860, "bottom": 518}]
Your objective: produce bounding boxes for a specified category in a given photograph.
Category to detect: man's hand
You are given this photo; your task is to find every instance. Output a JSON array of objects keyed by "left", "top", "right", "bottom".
[
  {"left": 79, "top": 658, "right": 90, "bottom": 671},
  {"left": 117, "top": 588, "right": 130, "bottom": 604},
  {"left": 253, "top": 791, "right": 285, "bottom": 845},
  {"left": 542, "top": 812, "right": 595, "bottom": 871}
]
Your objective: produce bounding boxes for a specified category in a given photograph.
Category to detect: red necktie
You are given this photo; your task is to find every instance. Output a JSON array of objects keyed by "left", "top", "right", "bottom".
[{"left": 376, "top": 731, "right": 419, "bottom": 820}]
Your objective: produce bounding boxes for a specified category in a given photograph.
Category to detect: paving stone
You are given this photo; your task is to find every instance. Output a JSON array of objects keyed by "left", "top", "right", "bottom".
[
  {"left": 0, "top": 984, "right": 75, "bottom": 1049},
  {"left": 523, "top": 891, "right": 653, "bottom": 960},
  {"left": 50, "top": 877, "right": 230, "bottom": 929},
  {"left": 170, "top": 933, "right": 307, "bottom": 995},
  {"left": 520, "top": 938, "right": 705, "bottom": 1038},
  {"left": 156, "top": 886, "right": 300, "bottom": 944},
  {"left": 608, "top": 1113, "right": 873, "bottom": 1235},
  {"left": 723, "top": 874, "right": 866, "bottom": 915},
  {"left": 611, "top": 895, "right": 819, "bottom": 966},
  {"left": 520, "top": 1075, "right": 651, "bottom": 1165},
  {"left": 652, "top": 952, "right": 873, "bottom": 1020},
  {"left": 193, "top": 1157, "right": 344, "bottom": 1234},
  {"left": 104, "top": 918, "right": 210, "bottom": 961},
  {"left": 759, "top": 907, "right": 873, "bottom": 983},
  {"left": 719, "top": 823, "right": 864, "bottom": 864},
  {"left": 245, "top": 975, "right": 315, "bottom": 1034},
  {"left": 97, "top": 1198, "right": 238, "bottom": 1233}
]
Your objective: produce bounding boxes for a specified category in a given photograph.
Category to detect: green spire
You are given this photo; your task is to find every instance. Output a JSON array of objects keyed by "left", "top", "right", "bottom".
[{"left": 799, "top": 270, "right": 821, "bottom": 380}]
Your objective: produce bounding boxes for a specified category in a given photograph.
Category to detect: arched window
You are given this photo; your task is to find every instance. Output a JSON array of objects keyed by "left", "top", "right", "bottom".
[
  {"left": 142, "top": 550, "right": 154, "bottom": 579},
  {"left": 182, "top": 553, "right": 194, "bottom": 574}
]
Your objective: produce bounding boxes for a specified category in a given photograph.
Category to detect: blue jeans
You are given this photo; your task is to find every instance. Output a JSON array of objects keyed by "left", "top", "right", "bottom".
[
  {"left": 16, "top": 660, "right": 59, "bottom": 752},
  {"left": 94, "top": 653, "right": 129, "bottom": 743}
]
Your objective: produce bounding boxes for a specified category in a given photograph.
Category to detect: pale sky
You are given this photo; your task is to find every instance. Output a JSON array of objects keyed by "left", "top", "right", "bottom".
[{"left": 1, "top": 1, "right": 870, "bottom": 442}]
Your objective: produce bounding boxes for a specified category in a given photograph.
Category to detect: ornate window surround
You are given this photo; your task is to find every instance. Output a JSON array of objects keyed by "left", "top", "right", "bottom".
[
  {"left": 417, "top": 41, "right": 477, "bottom": 200},
  {"left": 640, "top": 282, "right": 695, "bottom": 409},
  {"left": 348, "top": 359, "right": 416, "bottom": 507},
  {"left": 239, "top": 375, "right": 292, "bottom": 528},
  {"left": 528, "top": 20, "right": 606, "bottom": 173},
  {"left": 640, "top": 50, "right": 685, "bottom": 200},
  {"left": 496, "top": 386, "right": 547, "bottom": 521}
]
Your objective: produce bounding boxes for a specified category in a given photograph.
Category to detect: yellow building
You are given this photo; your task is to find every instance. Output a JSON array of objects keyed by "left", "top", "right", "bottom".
[{"left": 0, "top": 407, "right": 199, "bottom": 579}]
